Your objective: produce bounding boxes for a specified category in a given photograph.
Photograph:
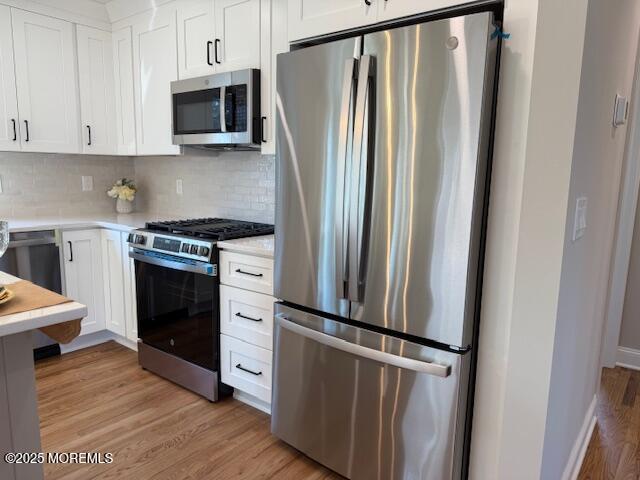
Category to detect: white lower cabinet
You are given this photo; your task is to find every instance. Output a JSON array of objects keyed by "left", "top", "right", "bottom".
[
  {"left": 219, "top": 248, "right": 274, "bottom": 410},
  {"left": 220, "top": 284, "right": 273, "bottom": 349},
  {"left": 62, "top": 229, "right": 137, "bottom": 344},
  {"left": 101, "top": 230, "right": 127, "bottom": 337},
  {"left": 220, "top": 334, "right": 272, "bottom": 403},
  {"left": 62, "top": 230, "right": 106, "bottom": 336}
]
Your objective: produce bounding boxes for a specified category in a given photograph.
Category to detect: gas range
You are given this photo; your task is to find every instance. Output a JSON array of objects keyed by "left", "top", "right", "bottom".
[
  {"left": 127, "top": 218, "right": 274, "bottom": 264},
  {"left": 128, "top": 217, "right": 274, "bottom": 402}
]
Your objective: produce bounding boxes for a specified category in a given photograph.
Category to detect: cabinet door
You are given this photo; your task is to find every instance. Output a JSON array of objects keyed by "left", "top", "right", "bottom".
[
  {"left": 77, "top": 25, "right": 116, "bottom": 155},
  {"left": 101, "top": 230, "right": 126, "bottom": 337},
  {"left": 11, "top": 9, "right": 80, "bottom": 153},
  {"left": 260, "top": 0, "right": 287, "bottom": 155},
  {"left": 62, "top": 230, "right": 106, "bottom": 336},
  {"left": 377, "top": 0, "right": 464, "bottom": 21},
  {"left": 287, "top": 0, "right": 375, "bottom": 42},
  {"left": 0, "top": 6, "right": 19, "bottom": 151},
  {"left": 214, "top": 0, "right": 261, "bottom": 72},
  {"left": 132, "top": 9, "right": 181, "bottom": 155},
  {"left": 177, "top": 0, "right": 215, "bottom": 79},
  {"left": 121, "top": 232, "right": 138, "bottom": 343},
  {"left": 112, "top": 27, "right": 136, "bottom": 155}
]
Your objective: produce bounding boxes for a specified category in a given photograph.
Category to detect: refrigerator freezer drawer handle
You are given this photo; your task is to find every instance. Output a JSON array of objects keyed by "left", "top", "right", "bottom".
[{"left": 276, "top": 314, "right": 451, "bottom": 378}]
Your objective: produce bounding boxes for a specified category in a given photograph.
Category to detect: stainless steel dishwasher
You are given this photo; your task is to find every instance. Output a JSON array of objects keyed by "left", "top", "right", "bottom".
[{"left": 0, "top": 230, "right": 63, "bottom": 355}]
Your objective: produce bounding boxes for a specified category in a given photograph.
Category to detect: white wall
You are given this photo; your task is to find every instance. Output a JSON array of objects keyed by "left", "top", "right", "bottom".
[
  {"left": 540, "top": 1, "right": 640, "bottom": 477},
  {"left": 620, "top": 183, "right": 640, "bottom": 351},
  {"left": 133, "top": 149, "right": 275, "bottom": 223},
  {"left": 470, "top": 0, "right": 590, "bottom": 477},
  {"left": 0, "top": 151, "right": 134, "bottom": 217}
]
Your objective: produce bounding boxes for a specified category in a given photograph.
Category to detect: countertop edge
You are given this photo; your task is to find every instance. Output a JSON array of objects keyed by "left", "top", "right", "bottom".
[
  {"left": 217, "top": 235, "right": 275, "bottom": 259},
  {"left": 0, "top": 302, "right": 88, "bottom": 338}
]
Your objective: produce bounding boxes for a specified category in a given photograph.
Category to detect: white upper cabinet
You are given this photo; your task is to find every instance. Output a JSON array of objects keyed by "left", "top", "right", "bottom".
[
  {"left": 132, "top": 8, "right": 180, "bottom": 155},
  {"left": 287, "top": 0, "right": 376, "bottom": 42},
  {"left": 11, "top": 9, "right": 80, "bottom": 153},
  {"left": 377, "top": 0, "right": 463, "bottom": 21},
  {"left": 112, "top": 27, "right": 136, "bottom": 155},
  {"left": 0, "top": 6, "right": 19, "bottom": 151},
  {"left": 214, "top": 0, "right": 261, "bottom": 72},
  {"left": 77, "top": 25, "right": 117, "bottom": 155},
  {"left": 177, "top": 0, "right": 216, "bottom": 79}
]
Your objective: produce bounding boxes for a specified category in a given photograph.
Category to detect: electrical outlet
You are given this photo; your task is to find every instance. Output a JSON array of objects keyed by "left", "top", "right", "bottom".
[
  {"left": 573, "top": 197, "right": 587, "bottom": 242},
  {"left": 176, "top": 179, "right": 183, "bottom": 196},
  {"left": 81, "top": 175, "right": 94, "bottom": 192}
]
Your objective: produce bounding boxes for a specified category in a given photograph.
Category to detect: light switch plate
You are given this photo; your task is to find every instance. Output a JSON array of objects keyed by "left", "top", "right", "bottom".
[
  {"left": 81, "top": 175, "right": 93, "bottom": 192},
  {"left": 573, "top": 196, "right": 588, "bottom": 242},
  {"left": 176, "top": 179, "right": 183, "bottom": 196},
  {"left": 613, "top": 94, "right": 628, "bottom": 127}
]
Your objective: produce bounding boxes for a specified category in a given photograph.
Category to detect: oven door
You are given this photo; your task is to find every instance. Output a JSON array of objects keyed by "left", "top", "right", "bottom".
[
  {"left": 133, "top": 251, "right": 218, "bottom": 371},
  {"left": 171, "top": 69, "right": 260, "bottom": 147}
]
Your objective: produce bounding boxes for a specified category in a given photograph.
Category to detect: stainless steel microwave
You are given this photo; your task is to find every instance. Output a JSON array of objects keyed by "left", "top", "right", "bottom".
[{"left": 171, "top": 69, "right": 261, "bottom": 150}]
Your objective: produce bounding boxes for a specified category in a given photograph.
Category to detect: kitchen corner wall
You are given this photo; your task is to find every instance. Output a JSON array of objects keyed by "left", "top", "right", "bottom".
[
  {"left": 133, "top": 148, "right": 275, "bottom": 224},
  {"left": 0, "top": 151, "right": 135, "bottom": 218}
]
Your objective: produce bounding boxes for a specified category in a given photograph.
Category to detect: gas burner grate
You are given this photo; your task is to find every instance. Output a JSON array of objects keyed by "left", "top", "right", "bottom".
[{"left": 145, "top": 218, "right": 274, "bottom": 241}]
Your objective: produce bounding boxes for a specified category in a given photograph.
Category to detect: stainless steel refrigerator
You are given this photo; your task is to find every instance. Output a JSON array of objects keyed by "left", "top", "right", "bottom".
[{"left": 272, "top": 11, "right": 499, "bottom": 480}]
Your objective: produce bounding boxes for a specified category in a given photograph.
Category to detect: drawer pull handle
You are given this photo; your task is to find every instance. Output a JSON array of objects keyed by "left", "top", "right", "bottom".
[
  {"left": 235, "top": 268, "right": 263, "bottom": 277},
  {"left": 235, "top": 312, "right": 263, "bottom": 322},
  {"left": 235, "top": 363, "right": 262, "bottom": 376}
]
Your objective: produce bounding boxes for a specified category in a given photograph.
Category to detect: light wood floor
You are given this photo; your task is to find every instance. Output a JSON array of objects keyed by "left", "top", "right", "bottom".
[
  {"left": 579, "top": 367, "right": 640, "bottom": 479},
  {"left": 35, "top": 341, "right": 340, "bottom": 480}
]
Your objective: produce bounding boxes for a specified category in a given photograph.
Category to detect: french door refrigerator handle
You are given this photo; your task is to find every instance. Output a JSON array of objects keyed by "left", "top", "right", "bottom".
[
  {"left": 219, "top": 85, "right": 227, "bottom": 133},
  {"left": 276, "top": 314, "right": 451, "bottom": 378},
  {"left": 335, "top": 57, "right": 357, "bottom": 300},
  {"left": 348, "top": 54, "right": 374, "bottom": 302}
]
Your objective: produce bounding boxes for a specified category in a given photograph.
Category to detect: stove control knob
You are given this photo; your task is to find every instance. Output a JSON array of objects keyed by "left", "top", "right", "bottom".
[
  {"left": 135, "top": 234, "right": 146, "bottom": 245},
  {"left": 181, "top": 243, "right": 190, "bottom": 253},
  {"left": 126, "top": 233, "right": 134, "bottom": 243},
  {"left": 190, "top": 244, "right": 199, "bottom": 255},
  {"left": 198, "top": 246, "right": 210, "bottom": 257}
]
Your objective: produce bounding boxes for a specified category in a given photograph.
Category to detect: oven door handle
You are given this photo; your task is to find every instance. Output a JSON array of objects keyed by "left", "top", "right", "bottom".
[{"left": 129, "top": 250, "right": 217, "bottom": 277}]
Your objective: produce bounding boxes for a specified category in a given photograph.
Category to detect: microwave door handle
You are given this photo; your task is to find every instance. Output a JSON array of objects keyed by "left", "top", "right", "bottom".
[
  {"left": 335, "top": 58, "right": 357, "bottom": 300},
  {"left": 348, "top": 55, "right": 374, "bottom": 303},
  {"left": 219, "top": 85, "right": 227, "bottom": 133}
]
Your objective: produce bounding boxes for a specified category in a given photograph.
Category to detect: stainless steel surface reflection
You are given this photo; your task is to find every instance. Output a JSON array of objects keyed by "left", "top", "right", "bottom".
[
  {"left": 271, "top": 303, "right": 470, "bottom": 480},
  {"left": 351, "top": 14, "right": 496, "bottom": 348},
  {"left": 275, "top": 36, "right": 359, "bottom": 319}
]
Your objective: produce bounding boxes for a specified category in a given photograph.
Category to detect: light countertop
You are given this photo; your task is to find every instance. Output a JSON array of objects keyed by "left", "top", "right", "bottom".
[
  {"left": 6, "top": 213, "right": 179, "bottom": 234},
  {"left": 217, "top": 235, "right": 274, "bottom": 258},
  {"left": 0, "top": 272, "right": 87, "bottom": 338}
]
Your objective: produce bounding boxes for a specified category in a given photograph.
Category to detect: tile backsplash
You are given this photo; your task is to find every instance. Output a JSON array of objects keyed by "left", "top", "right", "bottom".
[
  {"left": 134, "top": 149, "right": 275, "bottom": 223},
  {"left": 0, "top": 152, "right": 135, "bottom": 218},
  {"left": 0, "top": 149, "right": 276, "bottom": 223}
]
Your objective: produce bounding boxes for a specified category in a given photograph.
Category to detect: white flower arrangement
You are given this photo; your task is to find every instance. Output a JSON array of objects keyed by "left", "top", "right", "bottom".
[{"left": 107, "top": 178, "right": 137, "bottom": 202}]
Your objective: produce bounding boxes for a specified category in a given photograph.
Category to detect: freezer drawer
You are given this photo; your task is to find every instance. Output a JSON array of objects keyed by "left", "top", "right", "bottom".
[{"left": 271, "top": 303, "right": 470, "bottom": 480}]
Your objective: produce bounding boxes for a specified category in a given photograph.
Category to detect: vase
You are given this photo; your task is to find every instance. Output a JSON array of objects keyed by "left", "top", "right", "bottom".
[{"left": 116, "top": 198, "right": 133, "bottom": 214}]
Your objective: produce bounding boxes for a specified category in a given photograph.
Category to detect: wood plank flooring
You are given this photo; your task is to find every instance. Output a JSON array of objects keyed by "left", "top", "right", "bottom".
[
  {"left": 579, "top": 367, "right": 640, "bottom": 479},
  {"left": 35, "top": 341, "right": 341, "bottom": 480}
]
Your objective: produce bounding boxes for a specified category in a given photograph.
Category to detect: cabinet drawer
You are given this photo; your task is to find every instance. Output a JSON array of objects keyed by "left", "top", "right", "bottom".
[
  {"left": 220, "top": 285, "right": 274, "bottom": 350},
  {"left": 220, "top": 251, "right": 274, "bottom": 295},
  {"left": 220, "top": 334, "right": 272, "bottom": 403}
]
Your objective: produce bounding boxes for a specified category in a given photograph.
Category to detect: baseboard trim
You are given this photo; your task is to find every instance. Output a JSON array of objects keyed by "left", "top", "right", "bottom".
[
  {"left": 59, "top": 330, "right": 137, "bottom": 354},
  {"left": 233, "top": 390, "right": 271, "bottom": 415},
  {"left": 561, "top": 394, "right": 597, "bottom": 480},
  {"left": 616, "top": 346, "right": 640, "bottom": 371}
]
